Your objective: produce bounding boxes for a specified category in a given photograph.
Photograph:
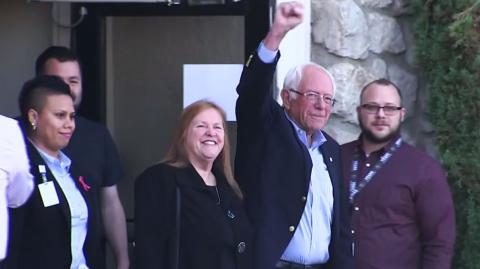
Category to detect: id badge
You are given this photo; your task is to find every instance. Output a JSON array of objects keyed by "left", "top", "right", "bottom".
[{"left": 38, "top": 182, "right": 59, "bottom": 207}]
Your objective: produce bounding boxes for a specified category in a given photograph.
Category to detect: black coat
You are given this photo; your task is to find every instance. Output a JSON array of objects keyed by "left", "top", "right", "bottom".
[
  {"left": 235, "top": 52, "right": 353, "bottom": 269},
  {"left": 7, "top": 141, "right": 103, "bottom": 269},
  {"left": 134, "top": 163, "right": 252, "bottom": 269}
]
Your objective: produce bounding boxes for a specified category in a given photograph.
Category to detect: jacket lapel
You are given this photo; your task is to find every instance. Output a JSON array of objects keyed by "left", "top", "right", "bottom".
[
  {"left": 213, "top": 166, "right": 233, "bottom": 208},
  {"left": 174, "top": 165, "right": 205, "bottom": 190},
  {"left": 174, "top": 164, "right": 235, "bottom": 209},
  {"left": 283, "top": 111, "right": 312, "bottom": 191},
  {"left": 319, "top": 136, "right": 339, "bottom": 227},
  {"left": 320, "top": 139, "right": 337, "bottom": 189},
  {"left": 26, "top": 141, "right": 71, "bottom": 228}
]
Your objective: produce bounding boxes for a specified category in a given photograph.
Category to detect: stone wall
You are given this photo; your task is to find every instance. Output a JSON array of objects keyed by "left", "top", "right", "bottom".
[{"left": 311, "top": 0, "right": 437, "bottom": 155}]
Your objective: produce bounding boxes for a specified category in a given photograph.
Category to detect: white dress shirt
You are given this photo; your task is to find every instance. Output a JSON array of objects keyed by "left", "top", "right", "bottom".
[
  {"left": 0, "top": 115, "right": 33, "bottom": 260},
  {"left": 280, "top": 113, "right": 333, "bottom": 265}
]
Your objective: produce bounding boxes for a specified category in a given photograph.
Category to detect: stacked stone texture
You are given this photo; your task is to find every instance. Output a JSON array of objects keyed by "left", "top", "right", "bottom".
[{"left": 311, "top": 0, "right": 435, "bottom": 155}]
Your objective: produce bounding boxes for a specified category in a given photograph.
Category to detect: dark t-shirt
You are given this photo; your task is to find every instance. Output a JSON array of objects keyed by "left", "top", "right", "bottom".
[{"left": 64, "top": 116, "right": 123, "bottom": 189}]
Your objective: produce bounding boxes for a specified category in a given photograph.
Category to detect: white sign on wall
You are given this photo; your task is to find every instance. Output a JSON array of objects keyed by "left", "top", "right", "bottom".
[{"left": 183, "top": 64, "right": 243, "bottom": 121}]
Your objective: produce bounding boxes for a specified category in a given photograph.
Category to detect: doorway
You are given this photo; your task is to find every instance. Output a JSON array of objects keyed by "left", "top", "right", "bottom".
[{"left": 73, "top": 2, "right": 269, "bottom": 267}]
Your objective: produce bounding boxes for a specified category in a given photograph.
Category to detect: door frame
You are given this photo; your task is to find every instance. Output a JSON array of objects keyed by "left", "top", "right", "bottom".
[{"left": 72, "top": 0, "right": 271, "bottom": 122}]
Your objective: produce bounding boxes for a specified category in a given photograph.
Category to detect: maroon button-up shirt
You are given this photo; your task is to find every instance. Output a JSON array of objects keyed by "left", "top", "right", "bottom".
[{"left": 341, "top": 136, "right": 455, "bottom": 269}]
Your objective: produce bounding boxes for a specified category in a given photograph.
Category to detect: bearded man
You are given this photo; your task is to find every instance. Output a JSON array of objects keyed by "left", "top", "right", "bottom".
[{"left": 341, "top": 78, "right": 456, "bottom": 269}]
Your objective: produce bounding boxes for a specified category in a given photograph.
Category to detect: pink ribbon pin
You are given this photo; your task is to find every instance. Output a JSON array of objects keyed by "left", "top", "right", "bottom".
[{"left": 79, "top": 176, "right": 91, "bottom": 192}]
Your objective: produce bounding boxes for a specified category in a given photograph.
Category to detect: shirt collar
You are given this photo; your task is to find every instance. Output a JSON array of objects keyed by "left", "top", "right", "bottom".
[
  {"left": 33, "top": 144, "right": 71, "bottom": 172},
  {"left": 356, "top": 132, "right": 402, "bottom": 156},
  {"left": 284, "top": 109, "right": 327, "bottom": 149}
]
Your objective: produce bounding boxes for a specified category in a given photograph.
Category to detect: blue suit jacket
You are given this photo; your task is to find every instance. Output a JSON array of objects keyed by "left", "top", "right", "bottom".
[{"left": 234, "top": 52, "right": 353, "bottom": 269}]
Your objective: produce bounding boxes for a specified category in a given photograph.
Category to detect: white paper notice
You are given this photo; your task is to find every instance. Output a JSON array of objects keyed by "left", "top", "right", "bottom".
[{"left": 183, "top": 64, "right": 243, "bottom": 121}]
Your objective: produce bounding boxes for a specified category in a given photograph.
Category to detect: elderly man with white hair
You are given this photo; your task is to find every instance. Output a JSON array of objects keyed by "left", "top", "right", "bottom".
[{"left": 234, "top": 1, "right": 353, "bottom": 269}]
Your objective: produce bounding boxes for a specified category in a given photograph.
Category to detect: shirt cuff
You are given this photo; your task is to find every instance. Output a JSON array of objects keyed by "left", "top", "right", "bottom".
[{"left": 257, "top": 42, "right": 278, "bottom": 64}]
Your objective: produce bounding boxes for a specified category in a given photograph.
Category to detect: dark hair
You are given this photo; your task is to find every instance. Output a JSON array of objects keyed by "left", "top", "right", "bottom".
[
  {"left": 18, "top": 75, "right": 73, "bottom": 134},
  {"left": 360, "top": 78, "right": 403, "bottom": 105},
  {"left": 35, "top": 46, "right": 80, "bottom": 76}
]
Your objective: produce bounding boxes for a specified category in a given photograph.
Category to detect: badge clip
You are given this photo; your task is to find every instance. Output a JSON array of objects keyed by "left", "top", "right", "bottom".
[{"left": 38, "top": 165, "right": 48, "bottom": 183}]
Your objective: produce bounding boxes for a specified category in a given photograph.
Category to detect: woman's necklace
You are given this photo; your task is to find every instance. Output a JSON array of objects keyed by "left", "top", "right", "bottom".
[
  {"left": 214, "top": 185, "right": 221, "bottom": 205},
  {"left": 205, "top": 172, "right": 220, "bottom": 205}
]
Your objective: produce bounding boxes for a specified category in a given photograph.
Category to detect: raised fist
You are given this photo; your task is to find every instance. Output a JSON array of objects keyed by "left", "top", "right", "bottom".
[
  {"left": 274, "top": 1, "right": 304, "bottom": 33},
  {"left": 263, "top": 1, "right": 304, "bottom": 51}
]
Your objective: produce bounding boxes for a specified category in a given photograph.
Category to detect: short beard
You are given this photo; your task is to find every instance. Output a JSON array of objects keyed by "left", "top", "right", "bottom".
[{"left": 359, "top": 118, "right": 399, "bottom": 144}]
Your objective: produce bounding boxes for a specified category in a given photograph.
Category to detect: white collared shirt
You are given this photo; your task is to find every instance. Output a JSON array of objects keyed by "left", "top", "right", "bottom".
[{"left": 280, "top": 112, "right": 334, "bottom": 265}]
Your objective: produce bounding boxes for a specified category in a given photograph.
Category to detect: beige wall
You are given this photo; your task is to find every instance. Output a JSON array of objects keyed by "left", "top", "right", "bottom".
[{"left": 0, "top": 0, "right": 54, "bottom": 117}]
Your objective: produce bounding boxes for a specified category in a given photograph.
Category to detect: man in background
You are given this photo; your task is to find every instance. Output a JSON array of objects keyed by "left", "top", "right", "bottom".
[
  {"left": 35, "top": 46, "right": 129, "bottom": 269},
  {"left": 342, "top": 78, "right": 455, "bottom": 268}
]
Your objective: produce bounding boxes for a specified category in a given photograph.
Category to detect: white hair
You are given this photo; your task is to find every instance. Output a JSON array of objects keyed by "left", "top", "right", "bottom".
[{"left": 283, "top": 62, "right": 336, "bottom": 100}]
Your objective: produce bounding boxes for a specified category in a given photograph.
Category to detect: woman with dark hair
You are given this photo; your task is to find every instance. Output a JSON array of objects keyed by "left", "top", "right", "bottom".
[
  {"left": 7, "top": 75, "right": 103, "bottom": 269},
  {"left": 135, "top": 100, "right": 251, "bottom": 269}
]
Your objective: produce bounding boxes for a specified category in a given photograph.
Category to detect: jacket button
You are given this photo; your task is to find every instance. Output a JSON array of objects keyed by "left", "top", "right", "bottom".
[
  {"left": 288, "top": 226, "right": 295, "bottom": 232},
  {"left": 354, "top": 206, "right": 360, "bottom": 211},
  {"left": 237, "top": 241, "right": 246, "bottom": 253},
  {"left": 301, "top": 196, "right": 307, "bottom": 202},
  {"left": 227, "top": 210, "right": 235, "bottom": 219}
]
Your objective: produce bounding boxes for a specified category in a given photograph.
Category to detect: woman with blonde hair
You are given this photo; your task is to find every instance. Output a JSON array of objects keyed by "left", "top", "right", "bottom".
[{"left": 135, "top": 100, "right": 251, "bottom": 269}]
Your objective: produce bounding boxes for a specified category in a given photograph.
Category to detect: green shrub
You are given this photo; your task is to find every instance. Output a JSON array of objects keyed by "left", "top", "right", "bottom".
[{"left": 414, "top": 0, "right": 480, "bottom": 267}]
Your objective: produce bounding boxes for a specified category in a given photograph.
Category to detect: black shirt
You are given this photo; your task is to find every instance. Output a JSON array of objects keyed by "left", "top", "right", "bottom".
[{"left": 64, "top": 116, "right": 123, "bottom": 188}]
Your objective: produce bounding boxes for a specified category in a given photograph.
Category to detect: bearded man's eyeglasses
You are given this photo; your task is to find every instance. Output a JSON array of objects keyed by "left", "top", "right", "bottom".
[{"left": 360, "top": 104, "right": 402, "bottom": 115}]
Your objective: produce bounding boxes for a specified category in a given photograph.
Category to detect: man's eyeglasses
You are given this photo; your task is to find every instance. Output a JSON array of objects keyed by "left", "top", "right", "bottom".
[
  {"left": 360, "top": 104, "right": 402, "bottom": 115},
  {"left": 289, "top": 89, "right": 336, "bottom": 106}
]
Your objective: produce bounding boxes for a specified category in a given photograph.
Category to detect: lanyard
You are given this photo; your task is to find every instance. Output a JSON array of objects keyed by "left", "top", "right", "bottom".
[{"left": 349, "top": 138, "right": 402, "bottom": 202}]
